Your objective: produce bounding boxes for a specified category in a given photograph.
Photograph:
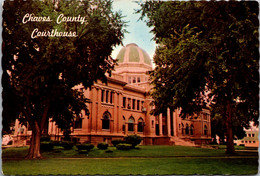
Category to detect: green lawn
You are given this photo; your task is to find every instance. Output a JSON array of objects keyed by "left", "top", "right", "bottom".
[
  {"left": 2, "top": 145, "right": 251, "bottom": 159},
  {"left": 3, "top": 157, "right": 258, "bottom": 175},
  {"left": 2, "top": 145, "right": 258, "bottom": 175}
]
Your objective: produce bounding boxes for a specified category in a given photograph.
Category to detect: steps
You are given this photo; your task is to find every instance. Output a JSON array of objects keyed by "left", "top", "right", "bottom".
[{"left": 170, "top": 137, "right": 196, "bottom": 147}]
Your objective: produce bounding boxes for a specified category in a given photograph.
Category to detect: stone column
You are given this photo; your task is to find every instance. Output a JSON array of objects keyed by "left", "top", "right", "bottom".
[
  {"left": 125, "top": 122, "right": 128, "bottom": 135},
  {"left": 113, "top": 91, "right": 117, "bottom": 134},
  {"left": 134, "top": 123, "right": 138, "bottom": 134},
  {"left": 96, "top": 88, "right": 102, "bottom": 133},
  {"left": 117, "top": 92, "right": 123, "bottom": 134},
  {"left": 159, "top": 114, "right": 163, "bottom": 136},
  {"left": 173, "top": 110, "right": 177, "bottom": 137},
  {"left": 90, "top": 87, "right": 97, "bottom": 133},
  {"left": 167, "top": 108, "right": 171, "bottom": 136}
]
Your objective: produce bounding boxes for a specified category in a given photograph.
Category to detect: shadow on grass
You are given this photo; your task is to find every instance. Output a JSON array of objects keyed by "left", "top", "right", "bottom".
[{"left": 2, "top": 145, "right": 258, "bottom": 160}]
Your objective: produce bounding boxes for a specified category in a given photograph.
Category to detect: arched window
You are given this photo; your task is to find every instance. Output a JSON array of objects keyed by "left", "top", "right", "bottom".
[
  {"left": 128, "top": 116, "right": 135, "bottom": 132},
  {"left": 181, "top": 123, "right": 184, "bottom": 135},
  {"left": 122, "top": 116, "right": 126, "bottom": 133},
  {"left": 190, "top": 125, "right": 194, "bottom": 136},
  {"left": 102, "top": 111, "right": 111, "bottom": 130},
  {"left": 138, "top": 118, "right": 144, "bottom": 133},
  {"left": 185, "top": 124, "right": 189, "bottom": 135},
  {"left": 204, "top": 125, "right": 208, "bottom": 136}
]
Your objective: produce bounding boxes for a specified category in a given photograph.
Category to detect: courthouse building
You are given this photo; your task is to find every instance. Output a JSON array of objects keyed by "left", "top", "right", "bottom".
[{"left": 14, "top": 43, "right": 211, "bottom": 146}]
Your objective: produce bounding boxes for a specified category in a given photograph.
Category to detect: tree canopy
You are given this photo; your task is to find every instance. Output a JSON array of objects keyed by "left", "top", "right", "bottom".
[
  {"left": 138, "top": 1, "right": 259, "bottom": 154},
  {"left": 3, "top": 0, "right": 126, "bottom": 159}
]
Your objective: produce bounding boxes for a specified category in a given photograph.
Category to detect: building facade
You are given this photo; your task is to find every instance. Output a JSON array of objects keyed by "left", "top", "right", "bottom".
[
  {"left": 14, "top": 43, "right": 211, "bottom": 146},
  {"left": 234, "top": 122, "right": 259, "bottom": 147}
]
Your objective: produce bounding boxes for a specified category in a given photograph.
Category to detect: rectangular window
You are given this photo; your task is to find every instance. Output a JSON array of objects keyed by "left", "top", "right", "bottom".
[
  {"left": 128, "top": 123, "right": 134, "bottom": 131},
  {"left": 141, "top": 101, "right": 144, "bottom": 109},
  {"left": 110, "top": 92, "right": 113, "bottom": 104},
  {"left": 123, "top": 97, "right": 126, "bottom": 108},
  {"left": 132, "top": 99, "right": 135, "bottom": 110},
  {"left": 252, "top": 134, "right": 255, "bottom": 137},
  {"left": 106, "top": 90, "right": 109, "bottom": 103},
  {"left": 137, "top": 77, "right": 141, "bottom": 83},
  {"left": 133, "top": 77, "right": 136, "bottom": 83},
  {"left": 101, "top": 90, "right": 105, "bottom": 102},
  {"left": 128, "top": 98, "right": 131, "bottom": 109},
  {"left": 137, "top": 100, "right": 140, "bottom": 110}
]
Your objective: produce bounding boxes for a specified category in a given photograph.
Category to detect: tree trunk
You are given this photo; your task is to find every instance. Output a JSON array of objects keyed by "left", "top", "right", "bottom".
[
  {"left": 25, "top": 105, "right": 49, "bottom": 159},
  {"left": 225, "top": 100, "right": 235, "bottom": 154},
  {"left": 25, "top": 120, "right": 42, "bottom": 159}
]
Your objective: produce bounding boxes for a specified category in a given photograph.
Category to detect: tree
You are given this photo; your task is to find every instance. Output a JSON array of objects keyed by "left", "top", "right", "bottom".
[
  {"left": 3, "top": 0, "right": 126, "bottom": 159},
  {"left": 138, "top": 1, "right": 259, "bottom": 154}
]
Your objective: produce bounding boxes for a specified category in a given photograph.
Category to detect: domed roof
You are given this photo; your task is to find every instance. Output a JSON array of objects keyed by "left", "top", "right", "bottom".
[{"left": 116, "top": 43, "right": 152, "bottom": 66}]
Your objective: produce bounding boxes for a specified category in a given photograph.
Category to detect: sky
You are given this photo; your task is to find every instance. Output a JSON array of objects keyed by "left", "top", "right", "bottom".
[{"left": 111, "top": 0, "right": 156, "bottom": 63}]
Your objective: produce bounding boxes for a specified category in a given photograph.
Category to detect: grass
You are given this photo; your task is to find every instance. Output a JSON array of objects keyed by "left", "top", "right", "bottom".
[
  {"left": 2, "top": 145, "right": 258, "bottom": 175},
  {"left": 3, "top": 157, "right": 258, "bottom": 175},
  {"left": 2, "top": 145, "right": 250, "bottom": 159}
]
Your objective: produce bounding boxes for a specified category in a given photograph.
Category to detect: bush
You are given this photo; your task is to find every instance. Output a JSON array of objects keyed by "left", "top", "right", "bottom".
[
  {"left": 40, "top": 141, "right": 54, "bottom": 151},
  {"left": 97, "top": 142, "right": 108, "bottom": 150},
  {"left": 116, "top": 143, "right": 132, "bottom": 150},
  {"left": 105, "top": 149, "right": 113, "bottom": 153},
  {"left": 40, "top": 136, "right": 51, "bottom": 142},
  {"left": 61, "top": 141, "right": 74, "bottom": 150},
  {"left": 52, "top": 141, "right": 62, "bottom": 146},
  {"left": 112, "top": 140, "right": 126, "bottom": 147},
  {"left": 53, "top": 146, "right": 64, "bottom": 153},
  {"left": 124, "top": 135, "right": 142, "bottom": 148},
  {"left": 76, "top": 143, "right": 94, "bottom": 151}
]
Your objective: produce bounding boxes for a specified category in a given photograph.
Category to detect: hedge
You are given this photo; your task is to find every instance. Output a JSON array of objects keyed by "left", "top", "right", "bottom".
[
  {"left": 124, "top": 135, "right": 142, "bottom": 148},
  {"left": 76, "top": 143, "right": 94, "bottom": 151},
  {"left": 116, "top": 143, "right": 132, "bottom": 150},
  {"left": 111, "top": 140, "right": 126, "bottom": 147},
  {"left": 61, "top": 141, "right": 74, "bottom": 150},
  {"left": 97, "top": 142, "right": 108, "bottom": 150}
]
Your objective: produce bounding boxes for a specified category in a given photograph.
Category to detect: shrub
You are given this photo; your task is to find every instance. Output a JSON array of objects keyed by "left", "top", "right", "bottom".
[
  {"left": 53, "top": 146, "right": 64, "bottom": 153},
  {"left": 76, "top": 143, "right": 94, "bottom": 151},
  {"left": 124, "top": 135, "right": 142, "bottom": 148},
  {"left": 40, "top": 136, "right": 51, "bottom": 142},
  {"left": 97, "top": 142, "right": 108, "bottom": 150},
  {"left": 52, "top": 141, "right": 62, "bottom": 146},
  {"left": 116, "top": 143, "right": 132, "bottom": 150},
  {"left": 105, "top": 149, "right": 113, "bottom": 153},
  {"left": 112, "top": 139, "right": 126, "bottom": 147},
  {"left": 40, "top": 141, "right": 54, "bottom": 151},
  {"left": 61, "top": 141, "right": 74, "bottom": 150}
]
